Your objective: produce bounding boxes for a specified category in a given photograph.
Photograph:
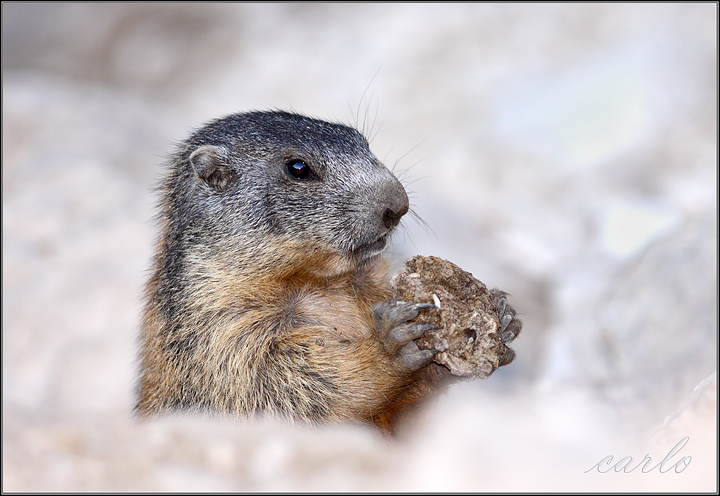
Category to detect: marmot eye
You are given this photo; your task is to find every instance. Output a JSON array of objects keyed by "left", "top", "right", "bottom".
[{"left": 286, "top": 160, "right": 315, "bottom": 180}]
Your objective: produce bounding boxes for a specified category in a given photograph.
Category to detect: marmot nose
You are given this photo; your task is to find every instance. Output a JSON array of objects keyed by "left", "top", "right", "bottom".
[
  {"left": 383, "top": 203, "right": 408, "bottom": 229},
  {"left": 381, "top": 180, "right": 409, "bottom": 230}
]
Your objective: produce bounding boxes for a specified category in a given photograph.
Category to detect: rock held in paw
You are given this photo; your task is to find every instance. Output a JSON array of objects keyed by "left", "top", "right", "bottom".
[{"left": 391, "top": 255, "right": 512, "bottom": 379}]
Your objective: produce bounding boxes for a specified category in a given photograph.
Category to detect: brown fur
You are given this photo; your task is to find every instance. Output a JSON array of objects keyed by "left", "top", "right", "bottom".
[{"left": 138, "top": 239, "right": 437, "bottom": 430}]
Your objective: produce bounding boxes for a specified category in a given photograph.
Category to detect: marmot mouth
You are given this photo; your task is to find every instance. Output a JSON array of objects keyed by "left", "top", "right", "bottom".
[{"left": 353, "top": 234, "right": 389, "bottom": 260}]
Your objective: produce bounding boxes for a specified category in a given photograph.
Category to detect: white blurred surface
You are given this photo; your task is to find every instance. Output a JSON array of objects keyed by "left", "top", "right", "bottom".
[{"left": 2, "top": 3, "right": 716, "bottom": 491}]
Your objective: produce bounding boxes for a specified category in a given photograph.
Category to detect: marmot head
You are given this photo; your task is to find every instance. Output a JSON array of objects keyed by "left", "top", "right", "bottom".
[{"left": 163, "top": 111, "right": 409, "bottom": 276}]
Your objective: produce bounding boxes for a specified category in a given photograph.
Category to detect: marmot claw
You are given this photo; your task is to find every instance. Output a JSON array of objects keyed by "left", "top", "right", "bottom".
[
  {"left": 490, "top": 289, "right": 522, "bottom": 344},
  {"left": 372, "top": 300, "right": 439, "bottom": 370}
]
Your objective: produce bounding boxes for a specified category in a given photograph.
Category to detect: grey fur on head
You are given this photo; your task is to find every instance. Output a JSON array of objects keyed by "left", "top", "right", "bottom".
[{"left": 160, "top": 110, "right": 409, "bottom": 266}]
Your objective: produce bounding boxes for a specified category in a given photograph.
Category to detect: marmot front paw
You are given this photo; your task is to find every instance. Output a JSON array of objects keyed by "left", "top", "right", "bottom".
[
  {"left": 372, "top": 300, "right": 440, "bottom": 373},
  {"left": 490, "top": 289, "right": 522, "bottom": 344},
  {"left": 490, "top": 289, "right": 522, "bottom": 366}
]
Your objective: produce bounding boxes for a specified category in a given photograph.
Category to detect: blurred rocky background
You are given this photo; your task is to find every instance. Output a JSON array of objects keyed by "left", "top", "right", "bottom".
[{"left": 2, "top": 3, "right": 716, "bottom": 491}]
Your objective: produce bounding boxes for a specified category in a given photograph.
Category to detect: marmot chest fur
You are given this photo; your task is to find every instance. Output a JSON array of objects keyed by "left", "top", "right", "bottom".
[{"left": 137, "top": 110, "right": 453, "bottom": 432}]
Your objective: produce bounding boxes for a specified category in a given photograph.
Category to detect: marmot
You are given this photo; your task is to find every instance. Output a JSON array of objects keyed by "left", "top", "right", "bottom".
[{"left": 136, "top": 110, "right": 521, "bottom": 433}]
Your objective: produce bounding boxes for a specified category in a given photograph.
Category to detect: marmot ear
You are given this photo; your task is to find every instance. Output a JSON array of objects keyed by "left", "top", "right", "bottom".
[{"left": 189, "top": 145, "right": 234, "bottom": 191}]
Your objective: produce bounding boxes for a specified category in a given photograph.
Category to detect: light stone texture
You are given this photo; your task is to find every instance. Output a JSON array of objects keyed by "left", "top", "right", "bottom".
[{"left": 2, "top": 3, "right": 716, "bottom": 492}]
